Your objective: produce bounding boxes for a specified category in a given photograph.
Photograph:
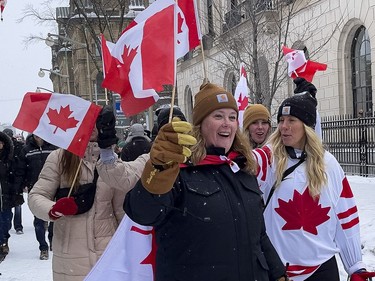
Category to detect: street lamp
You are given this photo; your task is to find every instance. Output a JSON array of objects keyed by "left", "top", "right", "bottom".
[
  {"left": 38, "top": 68, "right": 69, "bottom": 78},
  {"left": 35, "top": 87, "right": 54, "bottom": 93},
  {"left": 38, "top": 68, "right": 70, "bottom": 93},
  {"left": 45, "top": 32, "right": 93, "bottom": 103}
]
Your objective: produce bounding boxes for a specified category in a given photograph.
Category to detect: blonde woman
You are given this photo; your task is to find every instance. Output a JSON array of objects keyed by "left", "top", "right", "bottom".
[{"left": 253, "top": 91, "right": 367, "bottom": 281}]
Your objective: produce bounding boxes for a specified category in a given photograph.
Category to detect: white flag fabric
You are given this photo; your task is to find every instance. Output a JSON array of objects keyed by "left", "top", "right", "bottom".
[
  {"left": 13, "top": 92, "right": 101, "bottom": 157},
  {"left": 234, "top": 63, "right": 249, "bottom": 128},
  {"left": 84, "top": 216, "right": 155, "bottom": 281},
  {"left": 282, "top": 45, "right": 307, "bottom": 77},
  {"left": 101, "top": 0, "right": 176, "bottom": 116}
]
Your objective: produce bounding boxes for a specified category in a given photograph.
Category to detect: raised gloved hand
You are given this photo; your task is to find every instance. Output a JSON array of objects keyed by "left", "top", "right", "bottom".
[
  {"left": 293, "top": 77, "right": 317, "bottom": 97},
  {"left": 350, "top": 269, "right": 375, "bottom": 281},
  {"left": 49, "top": 197, "right": 78, "bottom": 220},
  {"left": 96, "top": 105, "right": 118, "bottom": 148},
  {"left": 141, "top": 117, "right": 197, "bottom": 194}
]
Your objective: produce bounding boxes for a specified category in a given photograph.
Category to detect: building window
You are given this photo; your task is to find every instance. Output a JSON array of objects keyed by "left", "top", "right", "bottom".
[
  {"left": 351, "top": 26, "right": 372, "bottom": 117},
  {"left": 225, "top": 72, "right": 237, "bottom": 96},
  {"left": 185, "top": 86, "right": 193, "bottom": 123},
  {"left": 258, "top": 55, "right": 269, "bottom": 103},
  {"left": 207, "top": 0, "right": 214, "bottom": 35}
]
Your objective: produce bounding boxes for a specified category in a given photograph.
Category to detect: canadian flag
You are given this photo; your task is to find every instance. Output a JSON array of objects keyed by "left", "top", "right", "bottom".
[
  {"left": 282, "top": 46, "right": 307, "bottom": 77},
  {"left": 122, "top": 0, "right": 201, "bottom": 59},
  {"left": 282, "top": 45, "right": 327, "bottom": 82},
  {"left": 101, "top": 0, "right": 201, "bottom": 116},
  {"left": 0, "top": 0, "right": 6, "bottom": 20},
  {"left": 84, "top": 216, "right": 155, "bottom": 281},
  {"left": 175, "top": 0, "right": 202, "bottom": 58},
  {"left": 101, "top": 35, "right": 115, "bottom": 79},
  {"left": 13, "top": 92, "right": 102, "bottom": 158},
  {"left": 101, "top": 0, "right": 176, "bottom": 116},
  {"left": 234, "top": 63, "right": 249, "bottom": 128}
]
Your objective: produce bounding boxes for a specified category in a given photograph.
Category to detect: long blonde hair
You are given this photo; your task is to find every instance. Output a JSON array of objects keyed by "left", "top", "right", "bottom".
[
  {"left": 268, "top": 125, "right": 327, "bottom": 197},
  {"left": 190, "top": 124, "right": 257, "bottom": 174},
  {"left": 59, "top": 150, "right": 81, "bottom": 189}
]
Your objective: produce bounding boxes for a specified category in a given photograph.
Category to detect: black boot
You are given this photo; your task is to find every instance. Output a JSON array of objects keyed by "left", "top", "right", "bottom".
[
  {"left": 0, "top": 241, "right": 8, "bottom": 255},
  {"left": 0, "top": 247, "right": 6, "bottom": 263}
]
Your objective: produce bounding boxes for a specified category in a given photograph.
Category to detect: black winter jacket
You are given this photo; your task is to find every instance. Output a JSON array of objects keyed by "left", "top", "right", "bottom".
[
  {"left": 120, "top": 136, "right": 151, "bottom": 162},
  {"left": 15, "top": 136, "right": 57, "bottom": 192},
  {"left": 0, "top": 131, "right": 15, "bottom": 211},
  {"left": 125, "top": 148, "right": 285, "bottom": 281}
]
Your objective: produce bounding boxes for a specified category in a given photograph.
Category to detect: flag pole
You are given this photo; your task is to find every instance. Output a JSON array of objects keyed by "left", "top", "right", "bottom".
[
  {"left": 169, "top": 0, "right": 178, "bottom": 123},
  {"left": 68, "top": 158, "right": 83, "bottom": 198},
  {"left": 200, "top": 41, "right": 208, "bottom": 83},
  {"left": 194, "top": 0, "right": 208, "bottom": 83}
]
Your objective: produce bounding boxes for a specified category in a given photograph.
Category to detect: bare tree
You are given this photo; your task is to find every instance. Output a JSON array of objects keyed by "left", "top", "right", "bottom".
[
  {"left": 18, "top": 0, "right": 134, "bottom": 73},
  {"left": 202, "top": 0, "right": 342, "bottom": 110}
]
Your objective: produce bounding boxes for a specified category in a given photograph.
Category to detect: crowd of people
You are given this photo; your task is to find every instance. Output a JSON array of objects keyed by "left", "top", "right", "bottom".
[{"left": 0, "top": 77, "right": 373, "bottom": 281}]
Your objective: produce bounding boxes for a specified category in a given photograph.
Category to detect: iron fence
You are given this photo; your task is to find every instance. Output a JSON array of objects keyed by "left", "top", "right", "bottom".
[{"left": 321, "top": 114, "right": 375, "bottom": 177}]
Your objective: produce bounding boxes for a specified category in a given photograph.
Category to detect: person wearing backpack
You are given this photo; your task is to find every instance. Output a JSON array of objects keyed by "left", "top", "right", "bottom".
[{"left": 28, "top": 127, "right": 148, "bottom": 281}]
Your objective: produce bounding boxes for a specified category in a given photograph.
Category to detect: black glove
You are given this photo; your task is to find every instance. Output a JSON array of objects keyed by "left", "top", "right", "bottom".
[
  {"left": 293, "top": 77, "right": 317, "bottom": 98},
  {"left": 96, "top": 105, "right": 118, "bottom": 148}
]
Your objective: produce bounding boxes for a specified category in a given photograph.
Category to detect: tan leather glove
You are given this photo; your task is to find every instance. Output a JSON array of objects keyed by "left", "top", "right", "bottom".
[{"left": 141, "top": 117, "right": 197, "bottom": 194}]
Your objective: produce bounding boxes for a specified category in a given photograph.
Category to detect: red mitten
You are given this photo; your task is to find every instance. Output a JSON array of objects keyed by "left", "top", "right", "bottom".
[
  {"left": 350, "top": 270, "right": 375, "bottom": 281},
  {"left": 49, "top": 197, "right": 78, "bottom": 220}
]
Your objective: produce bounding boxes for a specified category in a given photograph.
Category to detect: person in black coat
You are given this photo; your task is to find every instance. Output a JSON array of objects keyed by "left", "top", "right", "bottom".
[
  {"left": 120, "top": 123, "right": 152, "bottom": 162},
  {"left": 15, "top": 134, "right": 57, "bottom": 260},
  {"left": 3, "top": 128, "right": 25, "bottom": 234},
  {"left": 0, "top": 131, "right": 15, "bottom": 262},
  {"left": 124, "top": 83, "right": 288, "bottom": 281}
]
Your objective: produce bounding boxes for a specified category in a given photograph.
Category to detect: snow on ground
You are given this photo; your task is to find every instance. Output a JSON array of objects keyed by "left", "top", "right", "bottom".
[{"left": 1, "top": 176, "right": 375, "bottom": 280}]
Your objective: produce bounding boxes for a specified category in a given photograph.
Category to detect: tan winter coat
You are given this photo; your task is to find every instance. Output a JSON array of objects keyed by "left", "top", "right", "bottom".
[{"left": 28, "top": 142, "right": 148, "bottom": 281}]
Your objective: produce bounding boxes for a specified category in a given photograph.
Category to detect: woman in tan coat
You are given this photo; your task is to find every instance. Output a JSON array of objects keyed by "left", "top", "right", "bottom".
[{"left": 28, "top": 129, "right": 148, "bottom": 281}]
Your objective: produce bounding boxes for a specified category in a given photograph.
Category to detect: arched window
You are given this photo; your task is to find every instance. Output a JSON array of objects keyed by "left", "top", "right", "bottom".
[
  {"left": 258, "top": 55, "right": 270, "bottom": 104},
  {"left": 229, "top": 72, "right": 237, "bottom": 95},
  {"left": 185, "top": 86, "right": 193, "bottom": 122},
  {"left": 351, "top": 26, "right": 372, "bottom": 116},
  {"left": 95, "top": 72, "right": 106, "bottom": 105}
]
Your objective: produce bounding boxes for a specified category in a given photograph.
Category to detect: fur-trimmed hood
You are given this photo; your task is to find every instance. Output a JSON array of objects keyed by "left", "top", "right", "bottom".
[{"left": 0, "top": 131, "right": 14, "bottom": 161}]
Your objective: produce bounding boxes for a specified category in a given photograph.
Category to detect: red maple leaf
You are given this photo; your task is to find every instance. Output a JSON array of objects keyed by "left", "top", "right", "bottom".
[
  {"left": 131, "top": 226, "right": 157, "bottom": 277},
  {"left": 47, "top": 105, "right": 79, "bottom": 133},
  {"left": 237, "top": 93, "right": 248, "bottom": 110},
  {"left": 118, "top": 45, "right": 138, "bottom": 95},
  {"left": 275, "top": 188, "right": 330, "bottom": 235}
]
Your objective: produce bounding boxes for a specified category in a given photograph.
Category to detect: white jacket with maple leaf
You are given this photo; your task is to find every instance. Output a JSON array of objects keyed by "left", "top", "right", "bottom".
[{"left": 253, "top": 145, "right": 365, "bottom": 281}]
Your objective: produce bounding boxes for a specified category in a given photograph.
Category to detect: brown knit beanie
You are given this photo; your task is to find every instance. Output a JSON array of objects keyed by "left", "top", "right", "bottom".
[
  {"left": 193, "top": 83, "right": 238, "bottom": 125},
  {"left": 243, "top": 104, "right": 271, "bottom": 129}
]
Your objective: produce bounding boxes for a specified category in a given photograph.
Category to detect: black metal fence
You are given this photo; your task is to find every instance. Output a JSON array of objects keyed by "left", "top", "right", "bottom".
[{"left": 321, "top": 114, "right": 375, "bottom": 177}]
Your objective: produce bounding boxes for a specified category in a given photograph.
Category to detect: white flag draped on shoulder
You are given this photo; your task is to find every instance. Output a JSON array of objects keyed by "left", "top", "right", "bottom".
[
  {"left": 12, "top": 92, "right": 102, "bottom": 157},
  {"left": 234, "top": 63, "right": 249, "bottom": 128},
  {"left": 84, "top": 216, "right": 155, "bottom": 281}
]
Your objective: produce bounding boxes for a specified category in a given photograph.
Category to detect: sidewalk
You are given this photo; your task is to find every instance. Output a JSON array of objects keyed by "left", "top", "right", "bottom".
[{"left": 0, "top": 197, "right": 52, "bottom": 281}]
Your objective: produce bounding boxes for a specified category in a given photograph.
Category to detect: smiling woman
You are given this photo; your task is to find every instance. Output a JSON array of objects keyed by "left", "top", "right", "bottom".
[
  {"left": 116, "top": 82, "right": 288, "bottom": 281},
  {"left": 253, "top": 78, "right": 369, "bottom": 281}
]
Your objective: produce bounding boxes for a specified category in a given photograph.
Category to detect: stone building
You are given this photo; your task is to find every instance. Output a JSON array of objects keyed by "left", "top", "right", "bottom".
[{"left": 176, "top": 0, "right": 374, "bottom": 122}]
